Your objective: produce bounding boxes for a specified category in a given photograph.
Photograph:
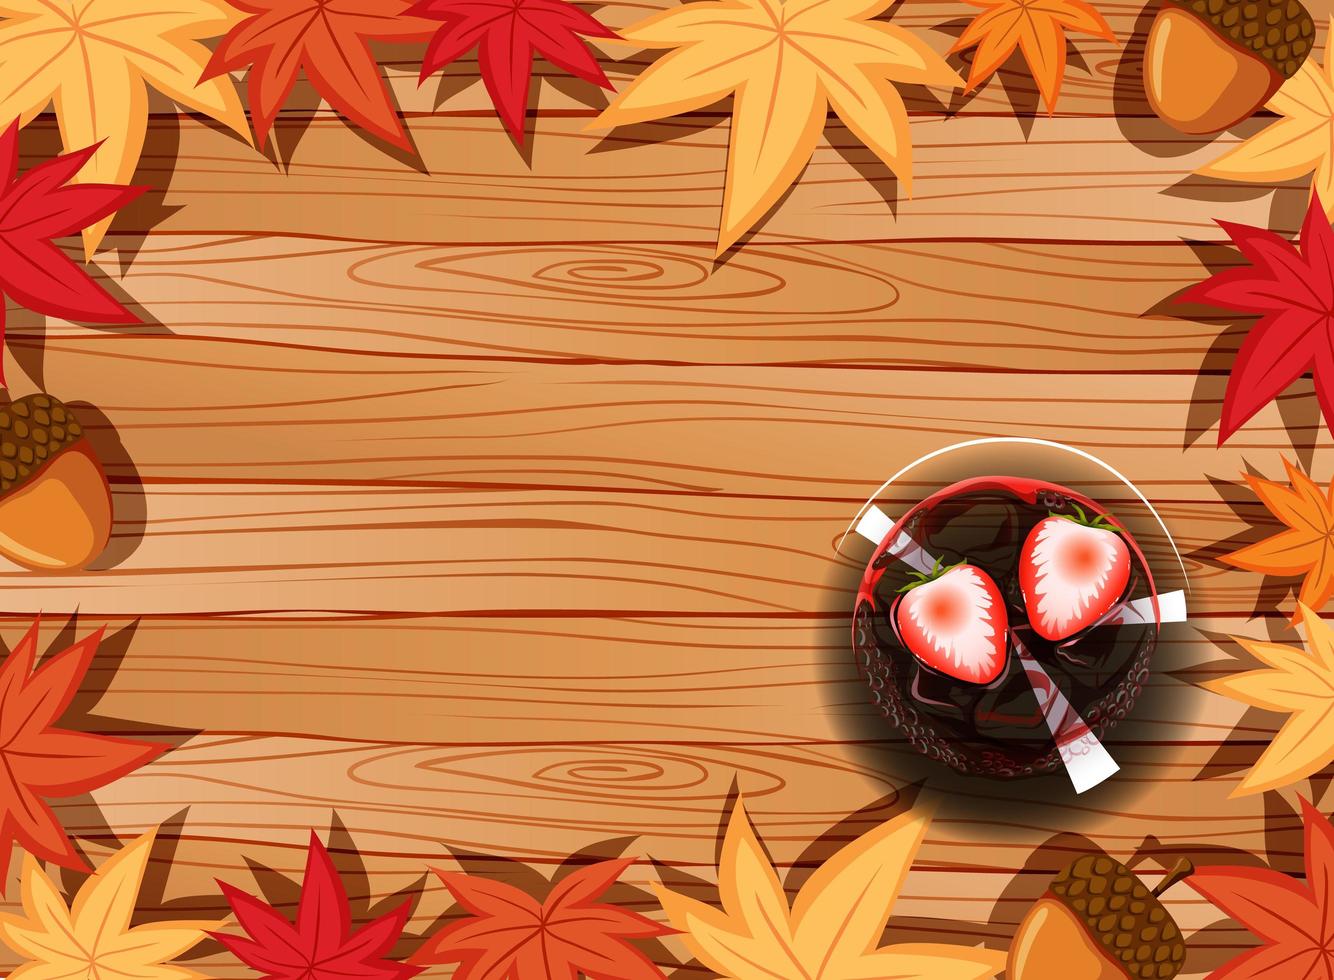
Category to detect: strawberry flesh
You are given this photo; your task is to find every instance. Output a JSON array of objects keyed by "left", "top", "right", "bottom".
[
  {"left": 1021, "top": 515, "right": 1132, "bottom": 642},
  {"left": 894, "top": 565, "right": 1008, "bottom": 685}
]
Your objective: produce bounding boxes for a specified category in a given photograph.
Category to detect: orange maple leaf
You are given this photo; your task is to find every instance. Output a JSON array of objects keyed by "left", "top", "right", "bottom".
[
  {"left": 412, "top": 858, "right": 671, "bottom": 979},
  {"left": 1190, "top": 797, "right": 1334, "bottom": 978},
  {"left": 950, "top": 0, "right": 1115, "bottom": 112},
  {"left": 1221, "top": 458, "right": 1334, "bottom": 623}
]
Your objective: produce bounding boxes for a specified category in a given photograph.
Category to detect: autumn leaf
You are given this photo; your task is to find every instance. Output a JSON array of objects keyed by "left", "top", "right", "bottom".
[
  {"left": 0, "top": 121, "right": 145, "bottom": 383},
  {"left": 1219, "top": 459, "right": 1334, "bottom": 621},
  {"left": 1199, "top": 17, "right": 1334, "bottom": 214},
  {"left": 950, "top": 0, "right": 1115, "bottom": 112},
  {"left": 412, "top": 0, "right": 617, "bottom": 142},
  {"left": 214, "top": 831, "right": 422, "bottom": 980},
  {"left": 203, "top": 0, "right": 439, "bottom": 153},
  {"left": 0, "top": 618, "right": 166, "bottom": 890},
  {"left": 412, "top": 856, "right": 672, "bottom": 979},
  {"left": 1180, "top": 194, "right": 1334, "bottom": 447},
  {"left": 656, "top": 796, "right": 1005, "bottom": 980},
  {"left": 589, "top": 0, "right": 962, "bottom": 254},
  {"left": 1189, "top": 796, "right": 1334, "bottom": 978},
  {"left": 0, "top": 827, "right": 221, "bottom": 980},
  {"left": 0, "top": 0, "right": 250, "bottom": 257},
  {"left": 1203, "top": 602, "right": 1334, "bottom": 797}
]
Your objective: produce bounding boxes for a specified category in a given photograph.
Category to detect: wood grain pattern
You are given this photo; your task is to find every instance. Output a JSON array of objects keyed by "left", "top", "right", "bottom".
[
  {"left": 0, "top": 483, "right": 1275, "bottom": 615},
  {"left": 7, "top": 336, "right": 1324, "bottom": 499},
  {"left": 19, "top": 774, "right": 1263, "bottom": 978},
  {"left": 10, "top": 112, "right": 1304, "bottom": 247},
  {"left": 82, "top": 734, "right": 1273, "bottom": 880},
  {"left": 0, "top": 606, "right": 1282, "bottom": 976},
  {"left": 38, "top": 237, "right": 1243, "bottom": 372},
  {"left": 193, "top": 0, "right": 1333, "bottom": 120},
  {"left": 56, "top": 615, "right": 1243, "bottom": 742},
  {"left": 28, "top": 705, "right": 1287, "bottom": 977},
  {"left": 0, "top": 1, "right": 1314, "bottom": 974}
]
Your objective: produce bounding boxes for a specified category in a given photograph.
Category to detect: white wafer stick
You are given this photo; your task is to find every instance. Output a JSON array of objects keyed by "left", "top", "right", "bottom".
[
  {"left": 854, "top": 506, "right": 895, "bottom": 548},
  {"left": 1013, "top": 635, "right": 1120, "bottom": 793},
  {"left": 1104, "top": 591, "right": 1188, "bottom": 625},
  {"left": 855, "top": 506, "right": 936, "bottom": 573}
]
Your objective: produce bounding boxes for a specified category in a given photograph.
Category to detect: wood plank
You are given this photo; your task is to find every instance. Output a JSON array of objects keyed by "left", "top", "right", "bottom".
[
  {"left": 3, "top": 728, "right": 1282, "bottom": 977},
  {"left": 16, "top": 113, "right": 1303, "bottom": 246},
  {"left": 0, "top": 485, "right": 1275, "bottom": 615},
  {"left": 0, "top": 818, "right": 1256, "bottom": 979},
  {"left": 42, "top": 236, "right": 1242, "bottom": 373},
  {"left": 88, "top": 0, "right": 1329, "bottom": 123},
  {"left": 251, "top": 1, "right": 1332, "bottom": 120},
  {"left": 5, "top": 353, "right": 1322, "bottom": 499},
  {"left": 80, "top": 734, "right": 1276, "bottom": 872},
  {"left": 62, "top": 615, "right": 1243, "bottom": 745},
  {"left": 0, "top": 6, "right": 1307, "bottom": 974},
  {"left": 0, "top": 608, "right": 1276, "bottom": 976}
]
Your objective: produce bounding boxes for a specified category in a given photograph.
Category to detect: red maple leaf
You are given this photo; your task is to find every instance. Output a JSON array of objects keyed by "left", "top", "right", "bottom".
[
  {"left": 1189, "top": 797, "right": 1334, "bottom": 979},
  {"left": 411, "top": 857, "right": 671, "bottom": 979},
  {"left": 0, "top": 617, "right": 165, "bottom": 889},
  {"left": 214, "top": 832, "right": 422, "bottom": 980},
  {"left": 1179, "top": 192, "right": 1334, "bottom": 447},
  {"left": 411, "top": 0, "right": 616, "bottom": 142},
  {"left": 202, "top": 0, "right": 439, "bottom": 152},
  {"left": 0, "top": 121, "right": 143, "bottom": 384}
]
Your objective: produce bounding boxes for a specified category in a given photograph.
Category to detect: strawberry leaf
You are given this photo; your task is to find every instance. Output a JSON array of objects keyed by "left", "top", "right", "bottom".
[
  {"left": 411, "top": 857, "right": 672, "bottom": 979},
  {"left": 0, "top": 121, "right": 144, "bottom": 384},
  {"left": 0, "top": 617, "right": 166, "bottom": 891},
  {"left": 412, "top": 0, "right": 617, "bottom": 142},
  {"left": 1179, "top": 192, "right": 1334, "bottom": 446},
  {"left": 214, "top": 832, "right": 422, "bottom": 980},
  {"left": 202, "top": 0, "right": 439, "bottom": 152}
]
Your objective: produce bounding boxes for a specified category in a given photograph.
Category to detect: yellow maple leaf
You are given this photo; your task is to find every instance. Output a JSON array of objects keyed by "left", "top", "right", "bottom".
[
  {"left": 654, "top": 796, "right": 1005, "bottom": 980},
  {"left": 1221, "top": 458, "right": 1334, "bottom": 623},
  {"left": 0, "top": 0, "right": 252, "bottom": 258},
  {"left": 1204, "top": 602, "right": 1334, "bottom": 796},
  {"left": 588, "top": 0, "right": 962, "bottom": 255},
  {"left": 0, "top": 826, "right": 223, "bottom": 980},
  {"left": 1197, "top": 17, "right": 1334, "bottom": 213}
]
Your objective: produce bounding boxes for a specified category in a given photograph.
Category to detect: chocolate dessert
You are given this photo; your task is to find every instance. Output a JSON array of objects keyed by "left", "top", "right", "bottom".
[{"left": 853, "top": 476, "right": 1161, "bottom": 779}]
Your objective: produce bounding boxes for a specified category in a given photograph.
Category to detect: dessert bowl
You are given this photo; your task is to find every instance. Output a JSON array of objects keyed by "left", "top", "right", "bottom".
[{"left": 843, "top": 439, "right": 1189, "bottom": 793}]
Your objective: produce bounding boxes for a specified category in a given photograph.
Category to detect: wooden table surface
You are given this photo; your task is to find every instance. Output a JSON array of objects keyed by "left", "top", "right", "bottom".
[{"left": 0, "top": 1, "right": 1324, "bottom": 974}]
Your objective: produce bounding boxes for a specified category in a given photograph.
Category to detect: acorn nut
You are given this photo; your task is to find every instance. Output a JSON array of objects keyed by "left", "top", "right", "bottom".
[
  {"left": 1008, "top": 854, "right": 1193, "bottom": 980},
  {"left": 0, "top": 394, "right": 110, "bottom": 571},
  {"left": 1143, "top": 0, "right": 1314, "bottom": 133}
]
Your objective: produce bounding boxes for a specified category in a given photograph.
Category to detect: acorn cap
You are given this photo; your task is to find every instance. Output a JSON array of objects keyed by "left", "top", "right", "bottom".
[
  {"left": 1162, "top": 0, "right": 1313, "bottom": 79},
  {"left": 1048, "top": 854, "right": 1187, "bottom": 980},
  {"left": 0, "top": 394, "right": 85, "bottom": 493},
  {"left": 0, "top": 394, "right": 111, "bottom": 571}
]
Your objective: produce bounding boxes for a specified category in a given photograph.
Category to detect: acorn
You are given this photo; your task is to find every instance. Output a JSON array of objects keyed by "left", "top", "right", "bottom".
[
  {"left": 1143, "top": 0, "right": 1314, "bottom": 133},
  {"left": 0, "top": 394, "right": 110, "bottom": 571},
  {"left": 1008, "top": 854, "right": 1193, "bottom": 980}
]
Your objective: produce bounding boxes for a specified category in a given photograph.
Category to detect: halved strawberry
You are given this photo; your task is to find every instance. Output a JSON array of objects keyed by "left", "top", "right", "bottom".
[
  {"left": 1020, "top": 507, "right": 1131, "bottom": 641},
  {"left": 893, "top": 562, "right": 1009, "bottom": 684}
]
